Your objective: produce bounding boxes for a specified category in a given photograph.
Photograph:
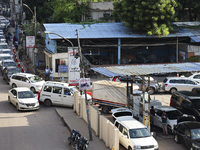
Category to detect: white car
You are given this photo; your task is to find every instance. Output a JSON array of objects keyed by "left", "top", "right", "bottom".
[
  {"left": 9, "top": 73, "right": 45, "bottom": 93},
  {"left": 153, "top": 105, "right": 183, "bottom": 134},
  {"left": 188, "top": 73, "right": 200, "bottom": 82},
  {"left": 114, "top": 116, "right": 159, "bottom": 150},
  {"left": 111, "top": 108, "right": 133, "bottom": 121},
  {"left": 69, "top": 86, "right": 92, "bottom": 101},
  {"left": 8, "top": 87, "right": 39, "bottom": 111}
]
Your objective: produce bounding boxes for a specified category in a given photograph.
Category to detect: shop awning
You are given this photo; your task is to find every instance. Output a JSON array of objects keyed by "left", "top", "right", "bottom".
[{"left": 91, "top": 62, "right": 200, "bottom": 77}]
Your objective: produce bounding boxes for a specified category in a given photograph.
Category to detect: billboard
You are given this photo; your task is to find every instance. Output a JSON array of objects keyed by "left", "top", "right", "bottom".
[
  {"left": 79, "top": 78, "right": 91, "bottom": 90},
  {"left": 26, "top": 36, "right": 35, "bottom": 48},
  {"left": 68, "top": 47, "right": 80, "bottom": 86}
]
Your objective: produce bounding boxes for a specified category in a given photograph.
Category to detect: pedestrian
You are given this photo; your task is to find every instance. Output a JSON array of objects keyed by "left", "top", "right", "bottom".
[
  {"left": 150, "top": 106, "right": 155, "bottom": 131},
  {"left": 26, "top": 69, "right": 30, "bottom": 73},
  {"left": 45, "top": 66, "right": 50, "bottom": 81},
  {"left": 18, "top": 49, "right": 23, "bottom": 61},
  {"left": 49, "top": 68, "right": 53, "bottom": 81},
  {"left": 13, "top": 34, "right": 16, "bottom": 45},
  {"left": 161, "top": 111, "right": 168, "bottom": 136}
]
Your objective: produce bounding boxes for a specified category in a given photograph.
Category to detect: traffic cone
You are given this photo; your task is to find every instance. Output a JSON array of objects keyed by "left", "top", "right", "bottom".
[
  {"left": 18, "top": 62, "right": 21, "bottom": 68},
  {"left": 176, "top": 72, "right": 179, "bottom": 77},
  {"left": 21, "top": 66, "right": 24, "bottom": 72},
  {"left": 15, "top": 58, "right": 18, "bottom": 63}
]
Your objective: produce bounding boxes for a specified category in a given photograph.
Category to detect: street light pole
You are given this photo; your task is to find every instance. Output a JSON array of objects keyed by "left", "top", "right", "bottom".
[{"left": 34, "top": 6, "right": 37, "bottom": 74}]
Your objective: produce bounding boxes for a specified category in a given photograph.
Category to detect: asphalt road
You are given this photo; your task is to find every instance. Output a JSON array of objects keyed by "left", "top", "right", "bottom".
[{"left": 0, "top": 75, "right": 70, "bottom": 150}]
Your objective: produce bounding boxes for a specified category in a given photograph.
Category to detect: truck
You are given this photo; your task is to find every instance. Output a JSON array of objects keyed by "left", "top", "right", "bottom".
[{"left": 92, "top": 80, "right": 139, "bottom": 114}]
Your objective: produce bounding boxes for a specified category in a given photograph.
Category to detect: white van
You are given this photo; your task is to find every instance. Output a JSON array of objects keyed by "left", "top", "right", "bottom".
[{"left": 38, "top": 81, "right": 74, "bottom": 107}]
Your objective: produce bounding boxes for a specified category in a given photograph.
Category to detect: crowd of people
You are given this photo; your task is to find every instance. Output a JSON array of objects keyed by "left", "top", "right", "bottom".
[{"left": 45, "top": 66, "right": 53, "bottom": 81}]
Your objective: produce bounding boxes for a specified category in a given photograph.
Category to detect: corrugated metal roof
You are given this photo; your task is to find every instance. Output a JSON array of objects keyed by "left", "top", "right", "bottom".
[
  {"left": 91, "top": 63, "right": 200, "bottom": 77},
  {"left": 190, "top": 36, "right": 200, "bottom": 42},
  {"left": 43, "top": 23, "right": 193, "bottom": 39}
]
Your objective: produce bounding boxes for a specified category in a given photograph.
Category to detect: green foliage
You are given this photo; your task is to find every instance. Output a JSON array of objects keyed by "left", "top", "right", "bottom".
[
  {"left": 51, "top": 0, "right": 88, "bottom": 23},
  {"left": 176, "top": 0, "right": 200, "bottom": 21},
  {"left": 187, "top": 56, "right": 200, "bottom": 62},
  {"left": 22, "top": 0, "right": 53, "bottom": 23},
  {"left": 113, "top": 0, "right": 178, "bottom": 36}
]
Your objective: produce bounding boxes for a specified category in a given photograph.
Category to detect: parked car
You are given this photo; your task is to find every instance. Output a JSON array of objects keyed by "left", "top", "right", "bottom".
[
  {"left": 170, "top": 91, "right": 200, "bottom": 121},
  {"left": 0, "top": 53, "right": 12, "bottom": 70},
  {"left": 112, "top": 76, "right": 160, "bottom": 94},
  {"left": 0, "top": 49, "right": 13, "bottom": 58},
  {"left": 174, "top": 121, "right": 200, "bottom": 150},
  {"left": 9, "top": 73, "right": 45, "bottom": 93},
  {"left": 188, "top": 73, "right": 200, "bottom": 82},
  {"left": 162, "top": 77, "right": 200, "bottom": 94},
  {"left": 3, "top": 66, "right": 21, "bottom": 84},
  {"left": 38, "top": 81, "right": 74, "bottom": 107},
  {"left": 153, "top": 106, "right": 183, "bottom": 134},
  {"left": 0, "top": 43, "right": 9, "bottom": 49},
  {"left": 69, "top": 86, "right": 92, "bottom": 101},
  {"left": 8, "top": 87, "right": 39, "bottom": 111},
  {"left": 114, "top": 116, "right": 159, "bottom": 150},
  {"left": 0, "top": 35, "right": 6, "bottom": 43},
  {"left": 111, "top": 108, "right": 133, "bottom": 121},
  {"left": 1, "top": 59, "right": 16, "bottom": 73}
]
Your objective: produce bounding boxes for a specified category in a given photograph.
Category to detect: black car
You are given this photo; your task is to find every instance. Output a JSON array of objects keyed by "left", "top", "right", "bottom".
[
  {"left": 170, "top": 91, "right": 200, "bottom": 121},
  {"left": 3, "top": 66, "right": 21, "bottom": 84},
  {"left": 174, "top": 121, "right": 200, "bottom": 150}
]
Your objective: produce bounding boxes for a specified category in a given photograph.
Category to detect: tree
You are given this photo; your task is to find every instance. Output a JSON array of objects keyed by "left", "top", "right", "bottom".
[
  {"left": 113, "top": 0, "right": 178, "bottom": 36},
  {"left": 51, "top": 0, "right": 87, "bottom": 23},
  {"left": 177, "top": 0, "right": 200, "bottom": 21},
  {"left": 22, "top": 0, "right": 53, "bottom": 23}
]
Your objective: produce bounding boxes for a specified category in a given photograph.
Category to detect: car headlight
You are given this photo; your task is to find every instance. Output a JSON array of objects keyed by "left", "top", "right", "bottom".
[
  {"left": 19, "top": 102, "right": 25, "bottom": 105},
  {"left": 192, "top": 143, "right": 200, "bottom": 149},
  {"left": 134, "top": 145, "right": 141, "bottom": 149},
  {"left": 154, "top": 144, "right": 159, "bottom": 149}
]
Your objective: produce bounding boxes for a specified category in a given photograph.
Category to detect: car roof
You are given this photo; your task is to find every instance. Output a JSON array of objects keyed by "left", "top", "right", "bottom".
[
  {"left": 12, "top": 87, "right": 30, "bottom": 92},
  {"left": 0, "top": 49, "right": 11, "bottom": 51},
  {"left": 44, "top": 81, "right": 69, "bottom": 87},
  {"left": 174, "top": 91, "right": 200, "bottom": 97},
  {"left": 0, "top": 54, "right": 11, "bottom": 56},
  {"left": 3, "top": 59, "right": 14, "bottom": 62},
  {"left": 165, "top": 77, "right": 192, "bottom": 80},
  {"left": 181, "top": 121, "right": 200, "bottom": 129},
  {"left": 13, "top": 73, "right": 36, "bottom": 77},
  {"left": 116, "top": 117, "right": 146, "bottom": 129},
  {"left": 154, "top": 105, "right": 177, "bottom": 111},
  {"left": 111, "top": 108, "right": 132, "bottom": 114}
]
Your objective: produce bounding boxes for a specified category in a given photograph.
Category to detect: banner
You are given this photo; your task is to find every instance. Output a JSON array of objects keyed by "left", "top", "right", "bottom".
[
  {"left": 68, "top": 47, "right": 80, "bottom": 86},
  {"left": 26, "top": 36, "right": 35, "bottom": 48},
  {"left": 79, "top": 78, "right": 91, "bottom": 90}
]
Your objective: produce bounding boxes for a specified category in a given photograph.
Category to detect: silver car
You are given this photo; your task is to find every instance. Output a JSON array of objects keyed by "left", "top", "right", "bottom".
[{"left": 163, "top": 77, "right": 200, "bottom": 94}]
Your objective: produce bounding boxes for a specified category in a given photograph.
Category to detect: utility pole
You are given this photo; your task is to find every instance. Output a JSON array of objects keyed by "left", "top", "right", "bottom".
[
  {"left": 76, "top": 29, "right": 93, "bottom": 141},
  {"left": 148, "top": 76, "right": 150, "bottom": 131},
  {"left": 20, "top": 0, "right": 23, "bottom": 24},
  {"left": 34, "top": 6, "right": 37, "bottom": 74}
]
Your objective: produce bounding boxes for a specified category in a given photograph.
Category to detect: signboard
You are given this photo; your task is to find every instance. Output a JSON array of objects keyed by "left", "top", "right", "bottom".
[
  {"left": 79, "top": 78, "right": 91, "bottom": 90},
  {"left": 68, "top": 47, "right": 80, "bottom": 86},
  {"left": 58, "top": 65, "right": 68, "bottom": 73},
  {"left": 26, "top": 36, "right": 35, "bottom": 48}
]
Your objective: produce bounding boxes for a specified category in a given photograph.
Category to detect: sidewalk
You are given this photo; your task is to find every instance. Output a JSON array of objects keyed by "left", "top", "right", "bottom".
[{"left": 55, "top": 107, "right": 110, "bottom": 150}]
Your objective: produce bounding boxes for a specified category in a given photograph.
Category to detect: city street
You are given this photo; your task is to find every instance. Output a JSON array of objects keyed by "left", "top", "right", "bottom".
[{"left": 0, "top": 74, "right": 70, "bottom": 150}]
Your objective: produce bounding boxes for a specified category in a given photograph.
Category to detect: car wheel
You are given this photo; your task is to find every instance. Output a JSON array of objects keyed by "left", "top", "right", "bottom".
[
  {"left": 12, "top": 83, "right": 17, "bottom": 88},
  {"left": 30, "top": 87, "right": 36, "bottom": 93},
  {"left": 102, "top": 106, "right": 109, "bottom": 114},
  {"left": 44, "top": 99, "right": 52, "bottom": 107},
  {"left": 128, "top": 147, "right": 132, "bottom": 150},
  {"left": 170, "top": 88, "right": 177, "bottom": 94},
  {"left": 148, "top": 87, "right": 155, "bottom": 95},
  {"left": 8, "top": 97, "right": 11, "bottom": 104},
  {"left": 16, "top": 103, "right": 20, "bottom": 111},
  {"left": 174, "top": 134, "right": 179, "bottom": 143}
]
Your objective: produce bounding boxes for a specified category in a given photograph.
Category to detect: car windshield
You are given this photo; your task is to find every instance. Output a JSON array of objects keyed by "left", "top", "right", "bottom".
[
  {"left": 129, "top": 128, "right": 151, "bottom": 138},
  {"left": 2, "top": 51, "right": 12, "bottom": 55},
  {"left": 191, "top": 99, "right": 200, "bottom": 111},
  {"left": 7, "top": 68, "right": 20, "bottom": 74},
  {"left": 0, "top": 45, "right": 8, "bottom": 49},
  {"left": 4, "top": 62, "right": 15, "bottom": 67},
  {"left": 18, "top": 91, "right": 35, "bottom": 99},
  {"left": 70, "top": 86, "right": 79, "bottom": 93},
  {"left": 0, "top": 56, "right": 11, "bottom": 61},
  {"left": 28, "top": 76, "right": 43, "bottom": 83},
  {"left": 191, "top": 129, "right": 200, "bottom": 140},
  {"left": 166, "top": 110, "right": 183, "bottom": 120},
  {"left": 114, "top": 112, "right": 132, "bottom": 117}
]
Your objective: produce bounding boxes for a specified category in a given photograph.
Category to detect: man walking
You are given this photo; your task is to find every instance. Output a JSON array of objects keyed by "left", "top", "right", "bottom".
[
  {"left": 45, "top": 66, "right": 50, "bottom": 81},
  {"left": 150, "top": 106, "right": 155, "bottom": 131},
  {"left": 161, "top": 111, "right": 168, "bottom": 136}
]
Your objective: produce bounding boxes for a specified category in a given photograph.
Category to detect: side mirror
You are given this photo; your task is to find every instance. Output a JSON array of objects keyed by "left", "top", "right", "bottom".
[{"left": 151, "top": 132, "right": 156, "bottom": 137}]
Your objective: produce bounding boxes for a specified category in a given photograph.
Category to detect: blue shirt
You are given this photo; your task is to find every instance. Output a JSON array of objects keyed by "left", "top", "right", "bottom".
[
  {"left": 45, "top": 68, "right": 50, "bottom": 74},
  {"left": 161, "top": 114, "right": 168, "bottom": 123}
]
